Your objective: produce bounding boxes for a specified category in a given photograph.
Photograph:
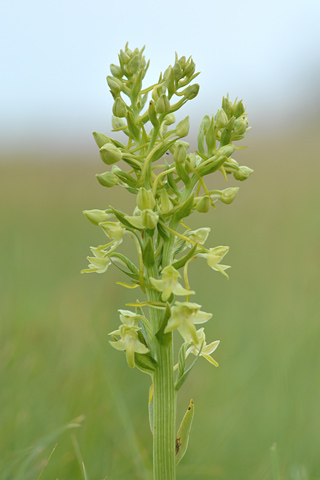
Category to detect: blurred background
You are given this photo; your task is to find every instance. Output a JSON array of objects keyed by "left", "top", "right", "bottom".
[{"left": 1, "top": 0, "right": 320, "bottom": 479}]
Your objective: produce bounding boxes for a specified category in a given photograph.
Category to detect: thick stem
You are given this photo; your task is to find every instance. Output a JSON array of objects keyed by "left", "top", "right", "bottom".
[
  {"left": 152, "top": 340, "right": 176, "bottom": 480},
  {"left": 145, "top": 248, "right": 176, "bottom": 480}
]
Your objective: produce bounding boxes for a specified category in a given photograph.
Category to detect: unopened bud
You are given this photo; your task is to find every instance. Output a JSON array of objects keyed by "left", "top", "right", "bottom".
[
  {"left": 166, "top": 66, "right": 175, "bottom": 98},
  {"left": 119, "top": 49, "right": 130, "bottom": 65},
  {"left": 233, "top": 116, "right": 248, "bottom": 135},
  {"left": 205, "top": 117, "right": 216, "bottom": 153},
  {"left": 233, "top": 100, "right": 245, "bottom": 118},
  {"left": 215, "top": 109, "right": 228, "bottom": 129},
  {"left": 112, "top": 115, "right": 126, "bottom": 130},
  {"left": 196, "top": 196, "right": 210, "bottom": 213},
  {"left": 156, "top": 94, "right": 170, "bottom": 114},
  {"left": 163, "top": 113, "right": 175, "bottom": 125},
  {"left": 93, "top": 131, "right": 110, "bottom": 148},
  {"left": 83, "top": 209, "right": 109, "bottom": 225},
  {"left": 233, "top": 166, "right": 254, "bottom": 181},
  {"left": 217, "top": 144, "right": 235, "bottom": 158},
  {"left": 127, "top": 54, "right": 140, "bottom": 75},
  {"left": 96, "top": 171, "right": 118, "bottom": 187},
  {"left": 184, "top": 58, "right": 196, "bottom": 77},
  {"left": 110, "top": 64, "right": 122, "bottom": 78},
  {"left": 176, "top": 116, "right": 190, "bottom": 137},
  {"left": 100, "top": 143, "right": 123, "bottom": 165},
  {"left": 174, "top": 143, "right": 187, "bottom": 164},
  {"left": 107, "top": 76, "right": 123, "bottom": 95},
  {"left": 219, "top": 187, "right": 239, "bottom": 204},
  {"left": 183, "top": 84, "right": 199, "bottom": 100},
  {"left": 222, "top": 95, "right": 234, "bottom": 118},
  {"left": 141, "top": 209, "right": 159, "bottom": 229},
  {"left": 173, "top": 61, "right": 182, "bottom": 81},
  {"left": 137, "top": 187, "right": 155, "bottom": 210},
  {"left": 112, "top": 97, "right": 127, "bottom": 118},
  {"left": 148, "top": 101, "right": 159, "bottom": 127},
  {"left": 160, "top": 188, "right": 173, "bottom": 214}
]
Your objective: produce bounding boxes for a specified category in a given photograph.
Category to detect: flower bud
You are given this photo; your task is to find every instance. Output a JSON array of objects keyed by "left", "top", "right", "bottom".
[
  {"left": 233, "top": 100, "right": 245, "bottom": 118},
  {"left": 219, "top": 187, "right": 239, "bottom": 204},
  {"left": 110, "top": 64, "right": 122, "bottom": 78},
  {"left": 184, "top": 58, "right": 196, "bottom": 77},
  {"left": 112, "top": 97, "right": 127, "bottom": 118},
  {"left": 215, "top": 109, "right": 228, "bottom": 129},
  {"left": 127, "top": 54, "right": 140, "bottom": 75},
  {"left": 166, "top": 66, "right": 175, "bottom": 98},
  {"left": 217, "top": 144, "right": 235, "bottom": 158},
  {"left": 222, "top": 95, "right": 234, "bottom": 118},
  {"left": 112, "top": 115, "right": 126, "bottom": 130},
  {"left": 107, "top": 76, "right": 123, "bottom": 95},
  {"left": 173, "top": 61, "right": 182, "bottom": 81},
  {"left": 148, "top": 100, "right": 159, "bottom": 127},
  {"left": 119, "top": 49, "right": 130, "bottom": 65},
  {"left": 141, "top": 209, "right": 159, "bottom": 229},
  {"left": 155, "top": 94, "right": 170, "bottom": 114},
  {"left": 93, "top": 131, "right": 110, "bottom": 148},
  {"left": 100, "top": 143, "right": 123, "bottom": 165},
  {"left": 196, "top": 196, "right": 210, "bottom": 213},
  {"left": 233, "top": 166, "right": 254, "bottom": 181},
  {"left": 137, "top": 187, "right": 155, "bottom": 210},
  {"left": 176, "top": 116, "right": 190, "bottom": 137},
  {"left": 160, "top": 188, "right": 173, "bottom": 214},
  {"left": 173, "top": 143, "right": 187, "bottom": 164},
  {"left": 83, "top": 209, "right": 109, "bottom": 225},
  {"left": 205, "top": 117, "right": 216, "bottom": 154},
  {"left": 233, "top": 116, "right": 248, "bottom": 135},
  {"left": 96, "top": 171, "right": 118, "bottom": 187},
  {"left": 183, "top": 84, "right": 199, "bottom": 100},
  {"left": 163, "top": 113, "right": 175, "bottom": 125}
]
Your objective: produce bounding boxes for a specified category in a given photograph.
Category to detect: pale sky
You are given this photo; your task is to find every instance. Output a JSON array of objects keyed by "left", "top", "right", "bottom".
[{"left": 1, "top": 0, "right": 319, "bottom": 155}]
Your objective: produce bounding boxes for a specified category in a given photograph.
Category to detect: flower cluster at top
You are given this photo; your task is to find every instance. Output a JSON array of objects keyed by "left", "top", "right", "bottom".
[{"left": 82, "top": 43, "right": 252, "bottom": 377}]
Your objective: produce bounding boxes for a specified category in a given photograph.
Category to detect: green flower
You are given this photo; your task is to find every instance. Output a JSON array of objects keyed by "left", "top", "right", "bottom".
[
  {"left": 185, "top": 328, "right": 220, "bottom": 367},
  {"left": 125, "top": 208, "right": 159, "bottom": 230},
  {"left": 198, "top": 246, "right": 230, "bottom": 278},
  {"left": 164, "top": 301, "right": 212, "bottom": 343},
  {"left": 118, "top": 309, "right": 140, "bottom": 327},
  {"left": 100, "top": 221, "right": 125, "bottom": 241},
  {"left": 81, "top": 241, "right": 120, "bottom": 274},
  {"left": 185, "top": 227, "right": 210, "bottom": 245},
  {"left": 150, "top": 265, "right": 194, "bottom": 301},
  {"left": 109, "top": 325, "right": 149, "bottom": 368}
]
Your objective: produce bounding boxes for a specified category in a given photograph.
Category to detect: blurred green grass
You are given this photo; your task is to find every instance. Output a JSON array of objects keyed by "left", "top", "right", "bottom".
[{"left": 1, "top": 129, "right": 319, "bottom": 479}]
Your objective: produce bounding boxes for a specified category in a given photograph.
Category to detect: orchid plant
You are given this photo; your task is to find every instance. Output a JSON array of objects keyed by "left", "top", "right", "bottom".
[{"left": 82, "top": 43, "right": 252, "bottom": 480}]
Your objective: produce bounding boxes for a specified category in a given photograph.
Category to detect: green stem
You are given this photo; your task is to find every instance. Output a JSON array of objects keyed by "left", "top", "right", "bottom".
[
  {"left": 145, "top": 244, "right": 176, "bottom": 480},
  {"left": 152, "top": 341, "right": 176, "bottom": 480}
]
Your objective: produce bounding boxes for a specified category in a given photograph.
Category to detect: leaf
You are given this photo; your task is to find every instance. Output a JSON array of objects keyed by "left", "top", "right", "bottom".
[
  {"left": 155, "top": 303, "right": 172, "bottom": 346},
  {"left": 167, "top": 171, "right": 180, "bottom": 196},
  {"left": 197, "top": 155, "right": 227, "bottom": 177},
  {"left": 175, "top": 343, "right": 203, "bottom": 391},
  {"left": 110, "top": 252, "right": 139, "bottom": 274},
  {"left": 137, "top": 316, "right": 154, "bottom": 354},
  {"left": 150, "top": 138, "right": 178, "bottom": 163},
  {"left": 177, "top": 343, "right": 187, "bottom": 380},
  {"left": 172, "top": 243, "right": 198, "bottom": 270},
  {"left": 135, "top": 353, "right": 158, "bottom": 374},
  {"left": 174, "top": 193, "right": 195, "bottom": 221},
  {"left": 176, "top": 399, "right": 195, "bottom": 465},
  {"left": 157, "top": 221, "right": 170, "bottom": 241},
  {"left": 143, "top": 237, "right": 155, "bottom": 267},
  {"left": 148, "top": 384, "right": 154, "bottom": 434},
  {"left": 109, "top": 206, "right": 138, "bottom": 229},
  {"left": 175, "top": 161, "right": 191, "bottom": 187}
]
